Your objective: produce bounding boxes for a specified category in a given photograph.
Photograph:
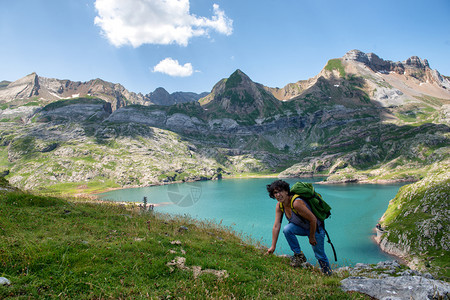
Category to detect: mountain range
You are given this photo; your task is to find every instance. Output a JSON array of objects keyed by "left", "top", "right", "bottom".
[
  {"left": 1, "top": 50, "right": 449, "bottom": 182},
  {"left": 2, "top": 49, "right": 449, "bottom": 110},
  {"left": 0, "top": 73, "right": 208, "bottom": 110}
]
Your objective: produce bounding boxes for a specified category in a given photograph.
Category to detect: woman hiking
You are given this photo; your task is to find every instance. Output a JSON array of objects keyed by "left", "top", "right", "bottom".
[{"left": 266, "top": 180, "right": 332, "bottom": 275}]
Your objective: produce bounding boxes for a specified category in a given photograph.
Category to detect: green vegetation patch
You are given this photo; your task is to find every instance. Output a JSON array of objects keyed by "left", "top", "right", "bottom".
[
  {"left": 0, "top": 80, "right": 10, "bottom": 89},
  {"left": 10, "top": 136, "right": 36, "bottom": 157},
  {"left": 23, "top": 101, "right": 41, "bottom": 107},
  {"left": 325, "top": 59, "right": 346, "bottom": 77},
  {"left": 42, "top": 97, "right": 106, "bottom": 111},
  {"left": 36, "top": 179, "right": 121, "bottom": 196},
  {"left": 225, "top": 70, "right": 243, "bottom": 89},
  {"left": 395, "top": 106, "right": 436, "bottom": 125}
]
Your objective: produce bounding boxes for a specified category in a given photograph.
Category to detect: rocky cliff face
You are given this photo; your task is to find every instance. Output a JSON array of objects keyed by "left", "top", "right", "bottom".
[
  {"left": 0, "top": 73, "right": 40, "bottom": 101},
  {"left": 343, "top": 49, "right": 448, "bottom": 88}
]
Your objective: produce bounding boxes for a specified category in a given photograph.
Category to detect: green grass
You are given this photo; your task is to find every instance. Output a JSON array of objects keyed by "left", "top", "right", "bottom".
[
  {"left": 9, "top": 136, "right": 36, "bottom": 158},
  {"left": 0, "top": 147, "right": 10, "bottom": 169},
  {"left": 42, "top": 97, "right": 106, "bottom": 111},
  {"left": 325, "top": 59, "right": 346, "bottom": 77},
  {"left": 23, "top": 101, "right": 41, "bottom": 107},
  {"left": 0, "top": 186, "right": 368, "bottom": 299},
  {"left": 36, "top": 179, "right": 121, "bottom": 196}
]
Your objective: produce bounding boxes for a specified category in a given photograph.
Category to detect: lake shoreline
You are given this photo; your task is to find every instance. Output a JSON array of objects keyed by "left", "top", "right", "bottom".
[{"left": 87, "top": 174, "right": 415, "bottom": 199}]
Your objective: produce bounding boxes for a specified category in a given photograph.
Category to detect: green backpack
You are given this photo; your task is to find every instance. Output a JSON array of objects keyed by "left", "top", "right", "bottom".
[{"left": 290, "top": 182, "right": 331, "bottom": 221}]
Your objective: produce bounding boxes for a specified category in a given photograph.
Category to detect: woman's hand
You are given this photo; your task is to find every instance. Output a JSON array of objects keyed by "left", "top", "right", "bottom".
[
  {"left": 309, "top": 236, "right": 317, "bottom": 246},
  {"left": 266, "top": 246, "right": 276, "bottom": 255}
]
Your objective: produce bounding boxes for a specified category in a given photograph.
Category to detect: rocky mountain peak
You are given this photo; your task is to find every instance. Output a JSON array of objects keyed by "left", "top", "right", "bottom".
[
  {"left": 201, "top": 69, "right": 282, "bottom": 122},
  {"left": 343, "top": 49, "right": 432, "bottom": 74},
  {"left": 343, "top": 50, "right": 396, "bottom": 72},
  {"left": 153, "top": 87, "right": 170, "bottom": 95},
  {"left": 0, "top": 72, "right": 40, "bottom": 101},
  {"left": 341, "top": 49, "right": 450, "bottom": 90},
  {"left": 404, "top": 56, "right": 429, "bottom": 69},
  {"left": 148, "top": 87, "right": 172, "bottom": 105}
]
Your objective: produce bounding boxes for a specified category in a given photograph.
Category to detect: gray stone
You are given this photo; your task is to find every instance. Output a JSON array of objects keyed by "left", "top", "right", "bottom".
[
  {"left": 178, "top": 226, "right": 189, "bottom": 232},
  {"left": 341, "top": 275, "right": 449, "bottom": 300},
  {"left": 0, "top": 277, "right": 11, "bottom": 285}
]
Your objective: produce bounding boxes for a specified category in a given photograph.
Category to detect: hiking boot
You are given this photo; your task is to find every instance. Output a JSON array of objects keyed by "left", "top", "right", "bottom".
[
  {"left": 290, "top": 252, "right": 307, "bottom": 267},
  {"left": 318, "top": 260, "right": 332, "bottom": 275}
]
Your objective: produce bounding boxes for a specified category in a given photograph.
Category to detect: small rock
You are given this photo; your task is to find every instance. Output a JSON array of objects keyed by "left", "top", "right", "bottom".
[
  {"left": 398, "top": 269, "right": 419, "bottom": 276},
  {"left": 178, "top": 226, "right": 189, "bottom": 232},
  {"left": 171, "top": 240, "right": 182, "bottom": 245},
  {"left": 0, "top": 277, "right": 11, "bottom": 285},
  {"left": 354, "top": 263, "right": 370, "bottom": 268},
  {"left": 376, "top": 260, "right": 401, "bottom": 269}
]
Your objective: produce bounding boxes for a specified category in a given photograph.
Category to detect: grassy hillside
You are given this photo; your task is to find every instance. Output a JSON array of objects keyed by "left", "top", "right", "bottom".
[{"left": 0, "top": 183, "right": 368, "bottom": 299}]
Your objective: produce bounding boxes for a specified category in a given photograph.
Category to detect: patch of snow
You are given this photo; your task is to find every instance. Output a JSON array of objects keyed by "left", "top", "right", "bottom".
[{"left": 49, "top": 92, "right": 63, "bottom": 99}]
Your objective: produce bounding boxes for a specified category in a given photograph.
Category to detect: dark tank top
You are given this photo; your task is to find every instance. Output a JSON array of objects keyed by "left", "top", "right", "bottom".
[{"left": 285, "top": 197, "right": 322, "bottom": 230}]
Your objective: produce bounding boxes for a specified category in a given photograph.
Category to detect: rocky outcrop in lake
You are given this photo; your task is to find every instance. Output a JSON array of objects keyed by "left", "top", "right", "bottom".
[{"left": 375, "top": 170, "right": 449, "bottom": 279}]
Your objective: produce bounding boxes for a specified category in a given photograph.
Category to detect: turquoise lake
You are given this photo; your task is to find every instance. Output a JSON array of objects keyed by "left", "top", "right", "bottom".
[{"left": 98, "top": 178, "right": 405, "bottom": 267}]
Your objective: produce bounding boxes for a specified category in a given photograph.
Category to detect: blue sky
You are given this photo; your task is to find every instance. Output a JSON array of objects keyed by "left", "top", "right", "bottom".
[{"left": 1, "top": 0, "right": 449, "bottom": 94}]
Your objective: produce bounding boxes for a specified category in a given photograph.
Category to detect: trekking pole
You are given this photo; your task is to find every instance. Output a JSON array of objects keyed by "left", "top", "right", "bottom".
[{"left": 324, "top": 228, "right": 337, "bottom": 262}]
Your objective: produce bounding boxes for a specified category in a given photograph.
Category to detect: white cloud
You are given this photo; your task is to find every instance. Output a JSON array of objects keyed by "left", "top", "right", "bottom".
[
  {"left": 94, "top": 0, "right": 233, "bottom": 47},
  {"left": 152, "top": 58, "right": 194, "bottom": 77}
]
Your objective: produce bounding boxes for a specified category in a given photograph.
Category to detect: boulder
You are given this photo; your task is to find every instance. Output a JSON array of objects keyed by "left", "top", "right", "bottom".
[{"left": 341, "top": 275, "right": 449, "bottom": 300}]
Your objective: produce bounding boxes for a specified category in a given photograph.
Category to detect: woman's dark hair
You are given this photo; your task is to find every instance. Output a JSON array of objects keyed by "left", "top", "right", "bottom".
[{"left": 266, "top": 180, "right": 290, "bottom": 199}]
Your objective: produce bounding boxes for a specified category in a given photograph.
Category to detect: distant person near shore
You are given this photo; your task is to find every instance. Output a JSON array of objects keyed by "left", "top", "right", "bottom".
[{"left": 266, "top": 180, "right": 332, "bottom": 275}]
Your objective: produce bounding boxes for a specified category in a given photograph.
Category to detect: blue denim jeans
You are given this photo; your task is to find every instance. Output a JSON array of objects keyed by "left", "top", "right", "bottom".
[{"left": 283, "top": 222, "right": 330, "bottom": 265}]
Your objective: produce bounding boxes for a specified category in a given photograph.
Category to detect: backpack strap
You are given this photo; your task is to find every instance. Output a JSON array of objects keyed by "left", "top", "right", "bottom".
[
  {"left": 280, "top": 194, "right": 303, "bottom": 216},
  {"left": 279, "top": 195, "right": 299, "bottom": 214},
  {"left": 290, "top": 194, "right": 300, "bottom": 215}
]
